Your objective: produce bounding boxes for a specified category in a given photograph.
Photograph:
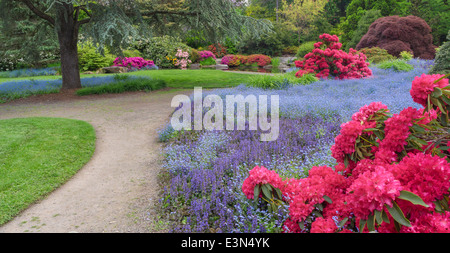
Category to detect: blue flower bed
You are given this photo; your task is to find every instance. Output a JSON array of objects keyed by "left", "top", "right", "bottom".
[
  {"left": 0, "top": 67, "right": 58, "bottom": 78},
  {"left": 158, "top": 59, "right": 435, "bottom": 233},
  {"left": 0, "top": 75, "right": 145, "bottom": 97}
]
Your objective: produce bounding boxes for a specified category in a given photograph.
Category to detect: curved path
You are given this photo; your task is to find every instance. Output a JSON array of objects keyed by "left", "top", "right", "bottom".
[{"left": 0, "top": 89, "right": 190, "bottom": 233}]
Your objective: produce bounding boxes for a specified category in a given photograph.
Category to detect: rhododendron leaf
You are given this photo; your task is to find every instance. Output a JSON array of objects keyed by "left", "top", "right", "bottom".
[
  {"left": 434, "top": 74, "right": 450, "bottom": 84},
  {"left": 440, "top": 95, "right": 450, "bottom": 105},
  {"left": 398, "top": 191, "right": 429, "bottom": 207},
  {"left": 386, "top": 202, "right": 411, "bottom": 227},
  {"left": 381, "top": 210, "right": 390, "bottom": 224},
  {"left": 338, "top": 217, "right": 348, "bottom": 228},
  {"left": 253, "top": 184, "right": 261, "bottom": 203},
  {"left": 411, "top": 125, "right": 426, "bottom": 134},
  {"left": 374, "top": 210, "right": 383, "bottom": 225},
  {"left": 358, "top": 219, "right": 367, "bottom": 233},
  {"left": 367, "top": 213, "right": 375, "bottom": 231},
  {"left": 323, "top": 195, "right": 332, "bottom": 204},
  {"left": 274, "top": 188, "right": 283, "bottom": 200},
  {"left": 441, "top": 113, "right": 448, "bottom": 127},
  {"left": 432, "top": 87, "right": 443, "bottom": 98},
  {"left": 431, "top": 97, "right": 447, "bottom": 115},
  {"left": 261, "top": 184, "right": 272, "bottom": 200},
  {"left": 298, "top": 221, "right": 305, "bottom": 230},
  {"left": 439, "top": 198, "right": 449, "bottom": 211}
]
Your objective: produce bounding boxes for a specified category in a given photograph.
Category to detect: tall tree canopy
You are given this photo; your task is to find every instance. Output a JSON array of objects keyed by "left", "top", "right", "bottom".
[{"left": 0, "top": 0, "right": 272, "bottom": 89}]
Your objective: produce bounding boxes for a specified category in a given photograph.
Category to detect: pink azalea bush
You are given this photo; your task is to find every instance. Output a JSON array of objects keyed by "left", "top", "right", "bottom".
[
  {"left": 113, "top": 57, "right": 155, "bottom": 70},
  {"left": 174, "top": 49, "right": 191, "bottom": 70},
  {"left": 295, "top": 33, "right": 372, "bottom": 80},
  {"left": 242, "top": 73, "right": 450, "bottom": 233},
  {"left": 198, "top": 50, "right": 216, "bottom": 60}
]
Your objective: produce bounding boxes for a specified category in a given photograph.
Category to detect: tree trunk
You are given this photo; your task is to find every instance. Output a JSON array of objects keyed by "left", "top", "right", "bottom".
[{"left": 56, "top": 3, "right": 81, "bottom": 90}]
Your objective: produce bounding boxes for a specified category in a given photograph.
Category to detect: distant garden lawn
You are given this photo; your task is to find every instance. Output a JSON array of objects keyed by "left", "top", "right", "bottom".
[
  {"left": 0, "top": 117, "right": 96, "bottom": 225},
  {"left": 0, "top": 69, "right": 261, "bottom": 103}
]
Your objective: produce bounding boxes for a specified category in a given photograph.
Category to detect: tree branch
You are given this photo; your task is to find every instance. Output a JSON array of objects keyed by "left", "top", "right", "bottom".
[
  {"left": 140, "top": 10, "right": 199, "bottom": 17},
  {"left": 18, "top": 0, "right": 55, "bottom": 26}
]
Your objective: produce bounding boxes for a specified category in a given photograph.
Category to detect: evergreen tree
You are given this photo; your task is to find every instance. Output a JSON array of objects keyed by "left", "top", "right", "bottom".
[{"left": 0, "top": 0, "right": 272, "bottom": 89}]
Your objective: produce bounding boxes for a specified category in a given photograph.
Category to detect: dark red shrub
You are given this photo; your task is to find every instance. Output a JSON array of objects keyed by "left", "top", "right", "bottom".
[{"left": 356, "top": 16, "right": 436, "bottom": 59}]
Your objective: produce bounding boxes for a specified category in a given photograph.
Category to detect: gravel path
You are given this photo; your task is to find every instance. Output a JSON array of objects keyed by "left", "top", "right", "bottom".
[{"left": 0, "top": 89, "right": 190, "bottom": 233}]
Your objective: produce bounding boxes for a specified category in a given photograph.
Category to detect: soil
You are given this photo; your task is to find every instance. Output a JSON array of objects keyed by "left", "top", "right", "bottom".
[{"left": 0, "top": 88, "right": 192, "bottom": 233}]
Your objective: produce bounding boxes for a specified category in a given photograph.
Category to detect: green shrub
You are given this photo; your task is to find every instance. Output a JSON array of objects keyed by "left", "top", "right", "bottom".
[
  {"left": 122, "top": 49, "right": 142, "bottom": 58},
  {"left": 78, "top": 42, "right": 115, "bottom": 72},
  {"left": 282, "top": 46, "right": 299, "bottom": 55},
  {"left": 189, "top": 48, "right": 200, "bottom": 64},
  {"left": 376, "top": 59, "right": 414, "bottom": 72},
  {"left": 358, "top": 47, "right": 396, "bottom": 63},
  {"left": 131, "top": 35, "right": 190, "bottom": 69},
  {"left": 400, "top": 51, "right": 414, "bottom": 61},
  {"left": 76, "top": 76, "right": 167, "bottom": 96},
  {"left": 346, "top": 9, "right": 382, "bottom": 51},
  {"left": 429, "top": 31, "right": 450, "bottom": 75},
  {"left": 199, "top": 57, "right": 217, "bottom": 66},
  {"left": 296, "top": 41, "right": 316, "bottom": 58}
]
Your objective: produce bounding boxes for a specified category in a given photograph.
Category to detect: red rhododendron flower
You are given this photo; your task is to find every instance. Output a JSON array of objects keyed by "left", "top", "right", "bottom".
[{"left": 410, "top": 73, "right": 449, "bottom": 107}]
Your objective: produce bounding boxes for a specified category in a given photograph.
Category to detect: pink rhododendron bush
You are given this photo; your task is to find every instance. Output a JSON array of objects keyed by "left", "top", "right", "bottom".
[
  {"left": 295, "top": 34, "right": 372, "bottom": 80},
  {"left": 242, "top": 73, "right": 450, "bottom": 233},
  {"left": 113, "top": 57, "right": 156, "bottom": 70}
]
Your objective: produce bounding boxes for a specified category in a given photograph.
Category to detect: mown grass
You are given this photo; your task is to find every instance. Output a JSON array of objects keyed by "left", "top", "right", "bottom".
[
  {"left": 76, "top": 76, "right": 167, "bottom": 96},
  {"left": 125, "top": 69, "right": 260, "bottom": 89},
  {"left": 0, "top": 117, "right": 96, "bottom": 225}
]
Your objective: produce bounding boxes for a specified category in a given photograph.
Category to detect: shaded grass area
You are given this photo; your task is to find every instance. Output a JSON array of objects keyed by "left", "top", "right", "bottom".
[{"left": 0, "top": 117, "right": 96, "bottom": 225}]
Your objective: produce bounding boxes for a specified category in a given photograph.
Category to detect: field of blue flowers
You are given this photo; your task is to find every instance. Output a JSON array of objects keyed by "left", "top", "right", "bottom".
[{"left": 157, "top": 59, "right": 435, "bottom": 233}]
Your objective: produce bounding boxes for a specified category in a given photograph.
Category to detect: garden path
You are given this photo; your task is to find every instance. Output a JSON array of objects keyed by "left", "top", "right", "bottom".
[{"left": 0, "top": 89, "right": 191, "bottom": 233}]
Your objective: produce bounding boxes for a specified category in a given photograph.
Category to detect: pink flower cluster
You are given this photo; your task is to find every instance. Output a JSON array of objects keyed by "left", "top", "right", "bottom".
[
  {"left": 242, "top": 74, "right": 450, "bottom": 233},
  {"left": 113, "top": 57, "right": 155, "bottom": 69},
  {"left": 410, "top": 73, "right": 449, "bottom": 107},
  {"left": 198, "top": 50, "right": 216, "bottom": 60},
  {"left": 174, "top": 49, "right": 191, "bottom": 70},
  {"left": 295, "top": 33, "right": 372, "bottom": 79}
]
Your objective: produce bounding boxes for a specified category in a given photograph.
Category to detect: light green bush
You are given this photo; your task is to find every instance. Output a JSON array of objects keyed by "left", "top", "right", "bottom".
[
  {"left": 376, "top": 59, "right": 414, "bottom": 72},
  {"left": 78, "top": 42, "right": 115, "bottom": 71},
  {"left": 296, "top": 41, "right": 316, "bottom": 58}
]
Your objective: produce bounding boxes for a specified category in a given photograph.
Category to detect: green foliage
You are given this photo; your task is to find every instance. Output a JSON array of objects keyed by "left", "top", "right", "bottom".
[
  {"left": 358, "top": 47, "right": 396, "bottom": 63},
  {"left": 346, "top": 9, "right": 382, "bottom": 51},
  {"left": 296, "top": 41, "right": 316, "bottom": 58},
  {"left": 76, "top": 76, "right": 167, "bottom": 96},
  {"left": 237, "top": 22, "right": 298, "bottom": 56},
  {"left": 122, "top": 49, "right": 142, "bottom": 58},
  {"left": 189, "top": 48, "right": 200, "bottom": 64},
  {"left": 408, "top": 0, "right": 450, "bottom": 45},
  {"left": 429, "top": 31, "right": 450, "bottom": 75},
  {"left": 78, "top": 42, "right": 115, "bottom": 72},
  {"left": 131, "top": 35, "right": 190, "bottom": 69},
  {"left": 376, "top": 59, "right": 414, "bottom": 72},
  {"left": 246, "top": 73, "right": 318, "bottom": 90},
  {"left": 339, "top": 0, "right": 411, "bottom": 48},
  {"left": 199, "top": 57, "right": 217, "bottom": 66},
  {"left": 400, "top": 51, "right": 414, "bottom": 61}
]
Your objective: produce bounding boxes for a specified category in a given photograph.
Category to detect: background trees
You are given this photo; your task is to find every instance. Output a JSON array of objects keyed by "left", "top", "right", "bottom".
[{"left": 0, "top": 0, "right": 272, "bottom": 89}]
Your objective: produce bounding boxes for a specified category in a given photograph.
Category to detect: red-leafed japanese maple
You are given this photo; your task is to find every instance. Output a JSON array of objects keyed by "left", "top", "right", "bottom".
[
  {"left": 356, "top": 15, "right": 436, "bottom": 60},
  {"left": 295, "top": 34, "right": 372, "bottom": 80}
]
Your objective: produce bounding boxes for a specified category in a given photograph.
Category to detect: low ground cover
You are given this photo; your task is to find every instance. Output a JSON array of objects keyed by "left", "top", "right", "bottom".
[{"left": 0, "top": 117, "right": 96, "bottom": 225}]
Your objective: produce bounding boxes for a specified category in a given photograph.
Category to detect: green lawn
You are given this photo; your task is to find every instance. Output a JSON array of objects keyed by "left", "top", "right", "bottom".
[
  {"left": 127, "top": 69, "right": 258, "bottom": 89},
  {"left": 0, "top": 117, "right": 96, "bottom": 225}
]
